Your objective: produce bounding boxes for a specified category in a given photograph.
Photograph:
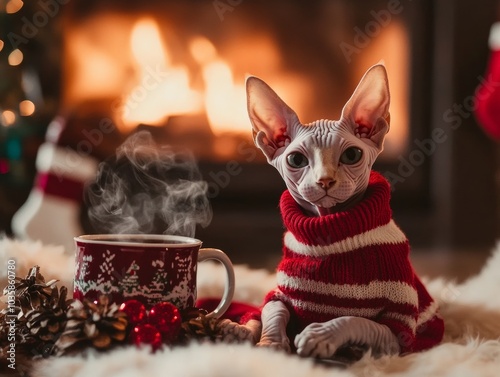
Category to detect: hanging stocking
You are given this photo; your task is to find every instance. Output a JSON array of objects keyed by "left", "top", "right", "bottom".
[
  {"left": 11, "top": 116, "right": 99, "bottom": 252},
  {"left": 475, "top": 21, "right": 500, "bottom": 141}
]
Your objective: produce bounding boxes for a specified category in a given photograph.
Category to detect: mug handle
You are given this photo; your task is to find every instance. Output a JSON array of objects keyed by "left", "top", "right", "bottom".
[{"left": 198, "top": 248, "right": 235, "bottom": 318}]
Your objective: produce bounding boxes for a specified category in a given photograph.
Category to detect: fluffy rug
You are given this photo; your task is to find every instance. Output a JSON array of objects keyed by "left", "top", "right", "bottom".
[{"left": 2, "top": 238, "right": 500, "bottom": 377}]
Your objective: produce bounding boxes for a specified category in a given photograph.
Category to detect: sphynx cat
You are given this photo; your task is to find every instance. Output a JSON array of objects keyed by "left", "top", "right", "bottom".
[{"left": 241, "top": 64, "right": 443, "bottom": 359}]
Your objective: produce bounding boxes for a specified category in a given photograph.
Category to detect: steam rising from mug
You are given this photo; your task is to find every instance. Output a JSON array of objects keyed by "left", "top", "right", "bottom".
[{"left": 85, "top": 131, "right": 212, "bottom": 237}]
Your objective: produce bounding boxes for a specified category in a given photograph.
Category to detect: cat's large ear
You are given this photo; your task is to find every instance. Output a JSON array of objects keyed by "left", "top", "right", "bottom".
[
  {"left": 246, "top": 76, "right": 300, "bottom": 161},
  {"left": 341, "top": 64, "right": 390, "bottom": 150}
]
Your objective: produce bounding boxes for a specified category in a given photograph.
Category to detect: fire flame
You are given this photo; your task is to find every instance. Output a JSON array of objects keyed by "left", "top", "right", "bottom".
[
  {"left": 120, "top": 18, "right": 203, "bottom": 130},
  {"left": 120, "top": 24, "right": 252, "bottom": 136},
  {"left": 189, "top": 37, "right": 250, "bottom": 135},
  {"left": 203, "top": 61, "right": 249, "bottom": 134}
]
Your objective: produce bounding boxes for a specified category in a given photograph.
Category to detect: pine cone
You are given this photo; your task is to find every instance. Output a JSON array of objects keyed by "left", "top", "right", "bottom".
[
  {"left": 179, "top": 308, "right": 255, "bottom": 344},
  {"left": 0, "top": 311, "right": 6, "bottom": 345},
  {"left": 25, "top": 286, "right": 72, "bottom": 344},
  {"left": 0, "top": 302, "right": 45, "bottom": 363},
  {"left": 55, "top": 295, "right": 128, "bottom": 356},
  {"left": 0, "top": 266, "right": 72, "bottom": 365},
  {"left": 0, "top": 311, "right": 10, "bottom": 361},
  {"left": 0, "top": 286, "right": 73, "bottom": 361},
  {"left": 180, "top": 308, "right": 225, "bottom": 343},
  {"left": 3, "top": 266, "right": 58, "bottom": 313}
]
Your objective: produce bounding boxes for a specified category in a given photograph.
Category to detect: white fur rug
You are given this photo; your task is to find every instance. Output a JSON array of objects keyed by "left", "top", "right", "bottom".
[{"left": 2, "top": 238, "right": 500, "bottom": 377}]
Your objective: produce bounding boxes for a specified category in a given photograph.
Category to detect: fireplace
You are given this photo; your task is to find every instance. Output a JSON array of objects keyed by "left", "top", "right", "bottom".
[
  {"left": 2, "top": 0, "right": 497, "bottom": 267},
  {"left": 59, "top": 0, "right": 418, "bottom": 266}
]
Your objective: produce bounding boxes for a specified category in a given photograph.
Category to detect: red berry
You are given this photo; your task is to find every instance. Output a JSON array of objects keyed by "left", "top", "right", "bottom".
[
  {"left": 130, "top": 324, "right": 162, "bottom": 351},
  {"left": 119, "top": 300, "right": 147, "bottom": 326},
  {"left": 148, "top": 302, "right": 182, "bottom": 343}
]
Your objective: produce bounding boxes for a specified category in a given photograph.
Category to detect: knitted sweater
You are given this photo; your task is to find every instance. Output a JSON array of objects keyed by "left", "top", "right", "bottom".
[{"left": 264, "top": 171, "right": 444, "bottom": 353}]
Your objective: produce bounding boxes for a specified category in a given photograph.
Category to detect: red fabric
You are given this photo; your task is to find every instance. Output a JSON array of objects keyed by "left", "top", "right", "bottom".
[
  {"left": 264, "top": 171, "right": 444, "bottom": 353},
  {"left": 35, "top": 172, "right": 84, "bottom": 202},
  {"left": 475, "top": 50, "right": 500, "bottom": 141},
  {"left": 196, "top": 298, "right": 260, "bottom": 323}
]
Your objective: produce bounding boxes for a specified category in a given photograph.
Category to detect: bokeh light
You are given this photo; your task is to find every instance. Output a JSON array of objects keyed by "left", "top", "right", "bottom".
[
  {"left": 6, "top": 0, "right": 24, "bottom": 14},
  {"left": 19, "top": 100, "right": 35, "bottom": 116},
  {"left": 1, "top": 110, "right": 16, "bottom": 126},
  {"left": 8, "top": 49, "right": 23, "bottom": 66}
]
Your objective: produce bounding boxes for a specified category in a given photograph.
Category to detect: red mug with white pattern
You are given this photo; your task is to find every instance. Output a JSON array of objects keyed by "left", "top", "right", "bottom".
[{"left": 73, "top": 234, "right": 234, "bottom": 318}]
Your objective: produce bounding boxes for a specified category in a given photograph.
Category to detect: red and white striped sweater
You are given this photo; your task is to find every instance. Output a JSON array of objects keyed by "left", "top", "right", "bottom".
[{"left": 264, "top": 171, "right": 444, "bottom": 353}]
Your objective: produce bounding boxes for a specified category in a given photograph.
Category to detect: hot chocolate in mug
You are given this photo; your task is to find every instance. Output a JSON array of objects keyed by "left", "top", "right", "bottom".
[{"left": 73, "top": 234, "right": 235, "bottom": 318}]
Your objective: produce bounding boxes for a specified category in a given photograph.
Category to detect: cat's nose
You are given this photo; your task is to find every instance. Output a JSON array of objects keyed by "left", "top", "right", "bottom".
[{"left": 317, "top": 178, "right": 336, "bottom": 189}]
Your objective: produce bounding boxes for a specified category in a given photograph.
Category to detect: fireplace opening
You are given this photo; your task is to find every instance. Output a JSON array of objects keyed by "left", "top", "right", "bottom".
[{"left": 57, "top": 0, "right": 419, "bottom": 267}]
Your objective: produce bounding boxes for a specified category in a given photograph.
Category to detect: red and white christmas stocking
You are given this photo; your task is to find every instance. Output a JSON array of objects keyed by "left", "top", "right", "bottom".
[
  {"left": 11, "top": 117, "right": 98, "bottom": 253},
  {"left": 475, "top": 21, "right": 500, "bottom": 142}
]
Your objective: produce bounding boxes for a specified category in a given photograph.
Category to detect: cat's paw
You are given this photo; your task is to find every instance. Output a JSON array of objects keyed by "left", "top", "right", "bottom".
[
  {"left": 217, "top": 319, "right": 256, "bottom": 343},
  {"left": 295, "top": 317, "right": 400, "bottom": 358},
  {"left": 257, "top": 336, "right": 291, "bottom": 352},
  {"left": 294, "top": 322, "right": 343, "bottom": 358}
]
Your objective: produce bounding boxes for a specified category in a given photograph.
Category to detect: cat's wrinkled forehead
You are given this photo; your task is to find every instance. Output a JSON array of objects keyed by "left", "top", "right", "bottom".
[
  {"left": 305, "top": 119, "right": 337, "bottom": 132},
  {"left": 301, "top": 118, "right": 352, "bottom": 147}
]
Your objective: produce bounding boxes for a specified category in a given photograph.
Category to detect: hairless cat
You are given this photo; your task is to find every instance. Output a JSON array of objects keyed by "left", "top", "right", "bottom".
[{"left": 240, "top": 64, "right": 444, "bottom": 359}]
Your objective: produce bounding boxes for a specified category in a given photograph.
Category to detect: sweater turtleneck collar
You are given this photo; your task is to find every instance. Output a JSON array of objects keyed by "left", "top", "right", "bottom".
[{"left": 280, "top": 171, "right": 393, "bottom": 246}]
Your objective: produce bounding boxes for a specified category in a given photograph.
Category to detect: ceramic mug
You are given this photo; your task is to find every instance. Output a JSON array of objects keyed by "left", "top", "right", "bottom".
[{"left": 73, "top": 234, "right": 235, "bottom": 318}]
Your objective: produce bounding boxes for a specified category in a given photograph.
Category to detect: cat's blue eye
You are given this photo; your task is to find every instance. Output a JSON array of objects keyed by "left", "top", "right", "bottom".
[
  {"left": 340, "top": 147, "right": 363, "bottom": 165},
  {"left": 287, "top": 152, "right": 308, "bottom": 168}
]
